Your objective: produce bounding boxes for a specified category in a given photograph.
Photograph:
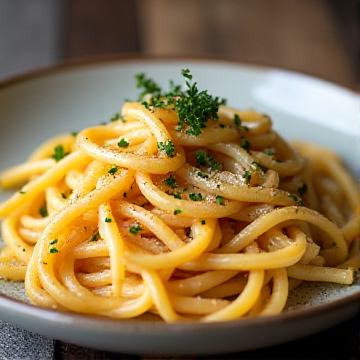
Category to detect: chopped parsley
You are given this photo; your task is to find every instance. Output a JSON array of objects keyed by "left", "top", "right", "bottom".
[
  {"left": 196, "top": 171, "right": 209, "bottom": 179},
  {"left": 215, "top": 195, "right": 225, "bottom": 205},
  {"left": 136, "top": 73, "right": 162, "bottom": 101},
  {"left": 19, "top": 190, "right": 26, "bottom": 194},
  {"left": 136, "top": 69, "right": 226, "bottom": 136},
  {"left": 111, "top": 113, "right": 120, "bottom": 121},
  {"left": 195, "top": 150, "right": 222, "bottom": 171},
  {"left": 118, "top": 138, "right": 130, "bottom": 148},
  {"left": 163, "top": 175, "right": 178, "bottom": 189},
  {"left": 157, "top": 140, "right": 175, "bottom": 157},
  {"left": 61, "top": 192, "right": 67, "bottom": 199},
  {"left": 51, "top": 145, "right": 68, "bottom": 162},
  {"left": 108, "top": 166, "right": 118, "bottom": 175},
  {"left": 251, "top": 161, "right": 268, "bottom": 173},
  {"left": 49, "top": 239, "right": 58, "bottom": 253},
  {"left": 39, "top": 204, "right": 48, "bottom": 218},
  {"left": 129, "top": 224, "right": 142, "bottom": 235},
  {"left": 233, "top": 113, "right": 249, "bottom": 131},
  {"left": 298, "top": 184, "right": 308, "bottom": 196},
  {"left": 189, "top": 192, "right": 203, "bottom": 201},
  {"left": 174, "top": 209, "right": 182, "bottom": 215},
  {"left": 201, "top": 219, "right": 206, "bottom": 225},
  {"left": 71, "top": 132, "right": 78, "bottom": 137},
  {"left": 111, "top": 113, "right": 126, "bottom": 122},
  {"left": 244, "top": 170, "right": 252, "bottom": 184},
  {"left": 176, "top": 70, "right": 226, "bottom": 135},
  {"left": 241, "top": 137, "right": 250, "bottom": 152},
  {"left": 90, "top": 232, "right": 100, "bottom": 242},
  {"left": 288, "top": 193, "right": 303, "bottom": 206},
  {"left": 105, "top": 217, "right": 112, "bottom": 223}
]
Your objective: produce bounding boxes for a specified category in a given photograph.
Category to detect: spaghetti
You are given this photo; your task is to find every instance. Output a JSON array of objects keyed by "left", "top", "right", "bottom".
[{"left": 0, "top": 69, "right": 359, "bottom": 322}]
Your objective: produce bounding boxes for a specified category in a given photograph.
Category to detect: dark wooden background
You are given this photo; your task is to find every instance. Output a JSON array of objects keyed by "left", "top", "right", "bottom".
[
  {"left": 0, "top": 0, "right": 359, "bottom": 89},
  {"left": 63, "top": 0, "right": 360, "bottom": 90}
]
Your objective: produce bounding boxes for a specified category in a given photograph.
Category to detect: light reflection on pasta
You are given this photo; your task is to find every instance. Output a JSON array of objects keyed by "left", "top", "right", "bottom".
[{"left": 0, "top": 69, "right": 359, "bottom": 322}]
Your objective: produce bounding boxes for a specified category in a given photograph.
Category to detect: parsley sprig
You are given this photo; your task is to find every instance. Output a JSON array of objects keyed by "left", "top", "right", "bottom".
[
  {"left": 195, "top": 150, "right": 222, "bottom": 171},
  {"left": 129, "top": 224, "right": 142, "bottom": 235},
  {"left": 118, "top": 138, "right": 130, "bottom": 148},
  {"left": 136, "top": 73, "right": 162, "bottom": 100},
  {"left": 136, "top": 69, "right": 226, "bottom": 136},
  {"left": 51, "top": 145, "right": 68, "bottom": 162},
  {"left": 163, "top": 175, "right": 178, "bottom": 189},
  {"left": 158, "top": 140, "right": 175, "bottom": 157}
]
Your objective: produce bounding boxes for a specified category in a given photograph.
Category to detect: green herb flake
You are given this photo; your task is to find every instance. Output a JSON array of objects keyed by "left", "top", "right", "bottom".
[
  {"left": 201, "top": 219, "right": 206, "bottom": 225},
  {"left": 196, "top": 171, "right": 209, "bottom": 179},
  {"left": 135, "top": 69, "right": 226, "bottom": 136},
  {"left": 48, "top": 240, "right": 58, "bottom": 253},
  {"left": 241, "top": 137, "right": 250, "bottom": 152},
  {"left": 105, "top": 217, "right": 112, "bottom": 223},
  {"left": 51, "top": 145, "right": 68, "bottom": 162},
  {"left": 215, "top": 195, "right": 225, "bottom": 205},
  {"left": 111, "top": 113, "right": 126, "bottom": 122},
  {"left": 71, "top": 132, "right": 78, "bottom": 137},
  {"left": 234, "top": 114, "right": 241, "bottom": 126},
  {"left": 298, "top": 184, "right": 308, "bottom": 196},
  {"left": 136, "top": 73, "right": 162, "bottom": 101},
  {"left": 61, "top": 192, "right": 67, "bottom": 199},
  {"left": 108, "top": 166, "right": 118, "bottom": 175},
  {"left": 288, "top": 193, "right": 303, "bottom": 206},
  {"left": 181, "top": 68, "right": 193, "bottom": 80},
  {"left": 39, "top": 204, "right": 48, "bottom": 218},
  {"left": 158, "top": 140, "right": 175, "bottom": 157},
  {"left": 90, "top": 232, "right": 100, "bottom": 242},
  {"left": 189, "top": 192, "right": 203, "bottom": 201},
  {"left": 129, "top": 224, "right": 142, "bottom": 235},
  {"left": 174, "top": 209, "right": 182, "bottom": 215},
  {"left": 195, "top": 150, "right": 222, "bottom": 171},
  {"left": 163, "top": 175, "right": 178, "bottom": 189},
  {"left": 141, "top": 101, "right": 150, "bottom": 110},
  {"left": 118, "top": 138, "right": 130, "bottom": 148},
  {"left": 19, "top": 190, "right": 26, "bottom": 194},
  {"left": 176, "top": 70, "right": 226, "bottom": 135},
  {"left": 244, "top": 170, "right": 252, "bottom": 185},
  {"left": 251, "top": 161, "right": 268, "bottom": 173}
]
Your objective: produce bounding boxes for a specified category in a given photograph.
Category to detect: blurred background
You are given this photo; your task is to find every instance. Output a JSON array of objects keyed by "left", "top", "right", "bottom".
[{"left": 0, "top": 0, "right": 359, "bottom": 89}]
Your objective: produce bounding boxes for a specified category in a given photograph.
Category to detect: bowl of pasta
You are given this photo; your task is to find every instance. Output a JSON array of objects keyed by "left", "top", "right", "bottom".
[{"left": 0, "top": 57, "right": 358, "bottom": 356}]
